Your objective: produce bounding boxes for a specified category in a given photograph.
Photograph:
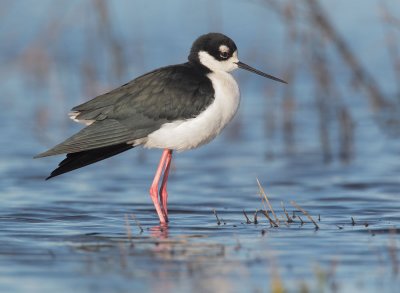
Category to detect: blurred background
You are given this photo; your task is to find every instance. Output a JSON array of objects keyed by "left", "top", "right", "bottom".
[
  {"left": 1, "top": 0, "right": 400, "bottom": 166},
  {"left": 1, "top": 1, "right": 400, "bottom": 292}
]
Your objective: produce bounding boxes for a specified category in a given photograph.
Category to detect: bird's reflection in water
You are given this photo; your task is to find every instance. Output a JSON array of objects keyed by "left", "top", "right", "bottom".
[
  {"left": 149, "top": 224, "right": 182, "bottom": 260},
  {"left": 149, "top": 223, "right": 169, "bottom": 239}
]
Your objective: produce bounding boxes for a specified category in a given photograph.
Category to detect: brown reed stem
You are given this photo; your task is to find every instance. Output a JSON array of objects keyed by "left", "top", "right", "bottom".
[
  {"left": 290, "top": 200, "right": 319, "bottom": 229},
  {"left": 243, "top": 210, "right": 252, "bottom": 224},
  {"left": 130, "top": 214, "right": 143, "bottom": 233},
  {"left": 213, "top": 209, "right": 221, "bottom": 225},
  {"left": 256, "top": 178, "right": 280, "bottom": 226},
  {"left": 261, "top": 210, "right": 279, "bottom": 227}
]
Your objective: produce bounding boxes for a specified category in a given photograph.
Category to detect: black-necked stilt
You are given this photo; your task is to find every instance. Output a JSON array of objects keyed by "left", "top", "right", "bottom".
[{"left": 35, "top": 33, "right": 286, "bottom": 223}]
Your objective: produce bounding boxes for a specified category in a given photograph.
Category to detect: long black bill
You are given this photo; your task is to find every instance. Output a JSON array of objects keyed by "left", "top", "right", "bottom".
[{"left": 237, "top": 61, "right": 287, "bottom": 84}]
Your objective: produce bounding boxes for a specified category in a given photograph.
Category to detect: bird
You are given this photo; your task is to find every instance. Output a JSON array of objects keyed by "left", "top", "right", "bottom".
[{"left": 35, "top": 32, "right": 286, "bottom": 224}]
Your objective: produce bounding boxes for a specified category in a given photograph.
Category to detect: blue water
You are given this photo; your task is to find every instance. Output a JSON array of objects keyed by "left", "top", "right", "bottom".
[{"left": 1, "top": 1, "right": 400, "bottom": 292}]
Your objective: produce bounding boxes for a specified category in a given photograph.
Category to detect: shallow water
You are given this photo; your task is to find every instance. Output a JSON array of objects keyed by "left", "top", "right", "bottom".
[
  {"left": 1, "top": 87, "right": 400, "bottom": 292},
  {"left": 2, "top": 1, "right": 400, "bottom": 292}
]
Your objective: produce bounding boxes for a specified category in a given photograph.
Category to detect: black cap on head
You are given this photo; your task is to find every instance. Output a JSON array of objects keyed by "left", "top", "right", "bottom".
[
  {"left": 188, "top": 33, "right": 237, "bottom": 64},
  {"left": 188, "top": 33, "right": 287, "bottom": 84}
]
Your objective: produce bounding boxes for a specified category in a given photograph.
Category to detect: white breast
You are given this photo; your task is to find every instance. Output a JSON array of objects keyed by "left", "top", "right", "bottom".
[{"left": 143, "top": 71, "right": 240, "bottom": 151}]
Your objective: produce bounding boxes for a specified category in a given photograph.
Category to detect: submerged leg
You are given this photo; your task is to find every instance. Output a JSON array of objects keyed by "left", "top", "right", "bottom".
[
  {"left": 149, "top": 149, "right": 170, "bottom": 223},
  {"left": 159, "top": 150, "right": 173, "bottom": 219}
]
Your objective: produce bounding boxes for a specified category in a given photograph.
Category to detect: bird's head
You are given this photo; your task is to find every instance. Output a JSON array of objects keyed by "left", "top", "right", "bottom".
[{"left": 188, "top": 32, "right": 286, "bottom": 84}]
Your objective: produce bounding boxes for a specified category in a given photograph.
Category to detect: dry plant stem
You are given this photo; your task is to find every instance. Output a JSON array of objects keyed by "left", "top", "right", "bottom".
[
  {"left": 381, "top": 4, "right": 400, "bottom": 95},
  {"left": 282, "top": 50, "right": 296, "bottom": 155},
  {"left": 261, "top": 210, "right": 278, "bottom": 227},
  {"left": 254, "top": 210, "right": 259, "bottom": 224},
  {"left": 213, "top": 209, "right": 221, "bottom": 225},
  {"left": 297, "top": 215, "right": 304, "bottom": 225},
  {"left": 290, "top": 200, "right": 319, "bottom": 229},
  {"left": 256, "top": 178, "right": 280, "bottom": 225},
  {"left": 309, "top": 35, "right": 334, "bottom": 163},
  {"left": 124, "top": 214, "right": 132, "bottom": 240},
  {"left": 338, "top": 107, "right": 354, "bottom": 163},
  {"left": 384, "top": 31, "right": 400, "bottom": 94},
  {"left": 266, "top": 0, "right": 388, "bottom": 110},
  {"left": 130, "top": 214, "right": 144, "bottom": 233},
  {"left": 279, "top": 1, "right": 297, "bottom": 156},
  {"left": 351, "top": 217, "right": 356, "bottom": 226},
  {"left": 243, "top": 210, "right": 252, "bottom": 224},
  {"left": 282, "top": 216, "right": 290, "bottom": 227},
  {"left": 256, "top": 178, "right": 268, "bottom": 211},
  {"left": 281, "top": 201, "right": 293, "bottom": 223},
  {"left": 263, "top": 211, "right": 274, "bottom": 228},
  {"left": 306, "top": 0, "right": 387, "bottom": 110}
]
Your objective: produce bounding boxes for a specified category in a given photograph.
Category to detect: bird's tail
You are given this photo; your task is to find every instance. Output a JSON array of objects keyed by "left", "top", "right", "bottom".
[{"left": 45, "top": 143, "right": 133, "bottom": 180}]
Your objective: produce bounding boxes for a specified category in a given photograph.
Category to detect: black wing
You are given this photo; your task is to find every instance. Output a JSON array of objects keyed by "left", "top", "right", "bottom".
[
  {"left": 45, "top": 143, "right": 133, "bottom": 180},
  {"left": 35, "top": 62, "right": 214, "bottom": 158}
]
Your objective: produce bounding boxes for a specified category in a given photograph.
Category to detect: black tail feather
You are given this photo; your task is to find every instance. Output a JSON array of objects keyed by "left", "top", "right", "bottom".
[{"left": 46, "top": 143, "right": 133, "bottom": 180}]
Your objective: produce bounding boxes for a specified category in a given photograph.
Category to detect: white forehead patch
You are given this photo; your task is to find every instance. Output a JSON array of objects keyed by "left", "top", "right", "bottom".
[{"left": 219, "top": 45, "right": 229, "bottom": 53}]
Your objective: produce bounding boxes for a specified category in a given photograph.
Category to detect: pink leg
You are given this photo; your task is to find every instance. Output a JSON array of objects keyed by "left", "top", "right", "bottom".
[
  {"left": 149, "top": 149, "right": 170, "bottom": 223},
  {"left": 160, "top": 150, "right": 173, "bottom": 219}
]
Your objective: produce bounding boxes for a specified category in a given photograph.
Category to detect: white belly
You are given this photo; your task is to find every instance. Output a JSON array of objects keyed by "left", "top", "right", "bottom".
[{"left": 143, "top": 71, "right": 240, "bottom": 151}]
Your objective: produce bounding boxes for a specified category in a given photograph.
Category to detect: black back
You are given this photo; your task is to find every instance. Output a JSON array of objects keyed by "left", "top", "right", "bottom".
[{"left": 36, "top": 62, "right": 215, "bottom": 158}]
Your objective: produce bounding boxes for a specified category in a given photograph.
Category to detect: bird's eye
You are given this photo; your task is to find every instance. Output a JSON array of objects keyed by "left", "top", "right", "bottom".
[{"left": 220, "top": 51, "right": 229, "bottom": 59}]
